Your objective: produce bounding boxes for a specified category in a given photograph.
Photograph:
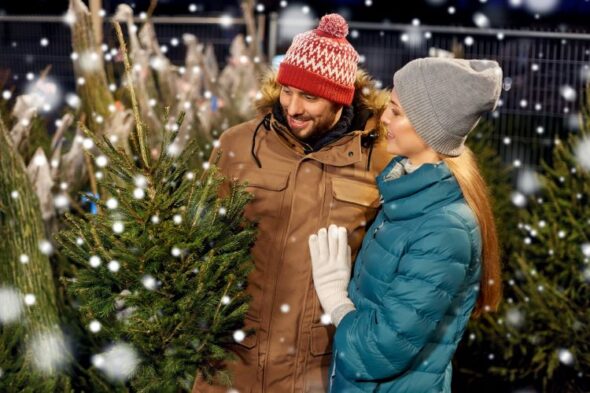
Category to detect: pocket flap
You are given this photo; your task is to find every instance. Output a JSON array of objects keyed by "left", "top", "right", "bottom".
[
  {"left": 332, "top": 177, "right": 380, "bottom": 208},
  {"left": 232, "top": 165, "right": 290, "bottom": 191},
  {"left": 236, "top": 315, "right": 259, "bottom": 349},
  {"left": 238, "top": 330, "right": 257, "bottom": 349}
]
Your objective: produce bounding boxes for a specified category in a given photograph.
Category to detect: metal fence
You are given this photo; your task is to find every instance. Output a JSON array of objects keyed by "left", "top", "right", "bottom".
[
  {"left": 2, "top": 14, "right": 589, "bottom": 168},
  {"left": 0, "top": 15, "right": 246, "bottom": 96}
]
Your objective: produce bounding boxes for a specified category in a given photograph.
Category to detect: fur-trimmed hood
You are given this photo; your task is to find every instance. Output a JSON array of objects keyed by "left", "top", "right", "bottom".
[{"left": 254, "top": 69, "right": 389, "bottom": 126}]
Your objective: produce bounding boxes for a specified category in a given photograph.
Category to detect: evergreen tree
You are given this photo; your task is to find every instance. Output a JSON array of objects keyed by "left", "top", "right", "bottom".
[
  {"left": 57, "top": 24, "right": 256, "bottom": 392},
  {"left": 457, "top": 95, "right": 590, "bottom": 392},
  {"left": 0, "top": 119, "right": 72, "bottom": 392},
  {"left": 453, "top": 120, "right": 519, "bottom": 392}
]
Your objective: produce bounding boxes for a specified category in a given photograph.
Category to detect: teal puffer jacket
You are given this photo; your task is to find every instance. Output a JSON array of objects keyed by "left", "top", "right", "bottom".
[{"left": 330, "top": 156, "right": 482, "bottom": 393}]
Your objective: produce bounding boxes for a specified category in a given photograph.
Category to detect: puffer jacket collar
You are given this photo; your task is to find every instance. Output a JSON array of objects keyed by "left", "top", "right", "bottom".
[{"left": 377, "top": 156, "right": 464, "bottom": 221}]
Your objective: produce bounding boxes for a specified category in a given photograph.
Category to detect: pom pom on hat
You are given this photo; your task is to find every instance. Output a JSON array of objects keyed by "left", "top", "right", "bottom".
[
  {"left": 317, "top": 13, "right": 349, "bottom": 38},
  {"left": 276, "top": 13, "right": 358, "bottom": 105}
]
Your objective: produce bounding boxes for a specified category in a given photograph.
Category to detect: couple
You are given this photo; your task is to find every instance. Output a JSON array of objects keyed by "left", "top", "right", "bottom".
[{"left": 194, "top": 13, "right": 502, "bottom": 393}]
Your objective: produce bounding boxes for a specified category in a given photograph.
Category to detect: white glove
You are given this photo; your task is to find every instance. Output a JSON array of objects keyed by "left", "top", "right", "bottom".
[{"left": 309, "top": 225, "right": 356, "bottom": 326}]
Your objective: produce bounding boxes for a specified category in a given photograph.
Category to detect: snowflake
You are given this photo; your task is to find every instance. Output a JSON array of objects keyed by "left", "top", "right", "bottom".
[
  {"left": 558, "top": 348, "right": 574, "bottom": 366},
  {"left": 92, "top": 342, "right": 139, "bottom": 381},
  {"left": 575, "top": 137, "right": 590, "bottom": 170},
  {"left": 133, "top": 188, "right": 145, "bottom": 200},
  {"left": 112, "top": 221, "right": 124, "bottom": 234},
  {"left": 142, "top": 275, "right": 157, "bottom": 290},
  {"left": 517, "top": 169, "right": 541, "bottom": 194},
  {"left": 106, "top": 198, "right": 118, "bottom": 209},
  {"left": 30, "top": 329, "right": 70, "bottom": 374},
  {"left": 0, "top": 287, "right": 24, "bottom": 324},
  {"left": 89, "top": 320, "right": 102, "bottom": 333},
  {"left": 108, "top": 260, "right": 120, "bottom": 272},
  {"left": 525, "top": 0, "right": 560, "bottom": 14},
  {"left": 473, "top": 13, "right": 490, "bottom": 28},
  {"left": 65, "top": 93, "right": 81, "bottom": 109},
  {"left": 505, "top": 308, "right": 524, "bottom": 328},
  {"left": 511, "top": 192, "right": 527, "bottom": 207},
  {"left": 89, "top": 256, "right": 102, "bottom": 268},
  {"left": 233, "top": 330, "right": 246, "bottom": 343},
  {"left": 39, "top": 240, "right": 54, "bottom": 255},
  {"left": 560, "top": 85, "right": 576, "bottom": 101}
]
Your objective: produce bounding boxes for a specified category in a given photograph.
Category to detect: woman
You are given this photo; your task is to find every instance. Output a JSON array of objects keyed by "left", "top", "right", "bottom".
[{"left": 309, "top": 58, "right": 503, "bottom": 392}]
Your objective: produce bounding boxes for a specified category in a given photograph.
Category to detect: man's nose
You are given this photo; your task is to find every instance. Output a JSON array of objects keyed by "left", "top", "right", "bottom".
[{"left": 286, "top": 95, "right": 303, "bottom": 117}]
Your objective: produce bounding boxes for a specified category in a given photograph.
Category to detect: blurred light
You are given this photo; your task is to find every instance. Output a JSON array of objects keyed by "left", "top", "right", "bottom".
[
  {"left": 219, "top": 15, "right": 232, "bottom": 27},
  {"left": 525, "top": 0, "right": 559, "bottom": 15},
  {"left": 473, "top": 13, "right": 490, "bottom": 28}
]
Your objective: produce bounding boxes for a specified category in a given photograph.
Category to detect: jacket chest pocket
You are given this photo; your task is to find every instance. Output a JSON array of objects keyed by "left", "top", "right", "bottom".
[
  {"left": 231, "top": 164, "right": 290, "bottom": 221},
  {"left": 327, "top": 177, "right": 380, "bottom": 234}
]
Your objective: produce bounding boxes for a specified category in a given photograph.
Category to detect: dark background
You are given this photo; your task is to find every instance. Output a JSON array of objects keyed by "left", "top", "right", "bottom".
[{"left": 1, "top": 0, "right": 590, "bottom": 31}]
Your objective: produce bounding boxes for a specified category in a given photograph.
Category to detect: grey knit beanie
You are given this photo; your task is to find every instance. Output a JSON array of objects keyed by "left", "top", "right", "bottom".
[{"left": 393, "top": 57, "right": 503, "bottom": 157}]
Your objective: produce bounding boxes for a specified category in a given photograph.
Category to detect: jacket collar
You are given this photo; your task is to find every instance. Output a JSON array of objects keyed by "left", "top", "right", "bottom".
[
  {"left": 265, "top": 107, "right": 379, "bottom": 168},
  {"left": 268, "top": 116, "right": 362, "bottom": 167},
  {"left": 377, "top": 156, "right": 464, "bottom": 221},
  {"left": 271, "top": 101, "right": 357, "bottom": 153}
]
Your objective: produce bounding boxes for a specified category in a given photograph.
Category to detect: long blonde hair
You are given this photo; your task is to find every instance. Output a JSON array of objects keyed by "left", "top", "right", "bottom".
[{"left": 443, "top": 147, "right": 502, "bottom": 317}]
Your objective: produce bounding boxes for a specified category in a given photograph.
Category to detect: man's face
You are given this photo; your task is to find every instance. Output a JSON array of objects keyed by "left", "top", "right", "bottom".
[{"left": 279, "top": 85, "right": 343, "bottom": 141}]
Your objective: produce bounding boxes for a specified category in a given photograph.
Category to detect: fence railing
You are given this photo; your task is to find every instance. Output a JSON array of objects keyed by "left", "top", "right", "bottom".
[
  {"left": 1, "top": 14, "right": 589, "bottom": 168},
  {"left": 0, "top": 15, "right": 247, "bottom": 95}
]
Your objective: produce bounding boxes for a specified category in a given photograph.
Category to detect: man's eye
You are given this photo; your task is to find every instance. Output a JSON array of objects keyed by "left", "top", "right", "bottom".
[{"left": 304, "top": 95, "right": 316, "bottom": 100}]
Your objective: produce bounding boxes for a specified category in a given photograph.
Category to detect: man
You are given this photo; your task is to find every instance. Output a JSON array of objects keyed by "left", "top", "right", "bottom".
[{"left": 193, "top": 13, "right": 391, "bottom": 393}]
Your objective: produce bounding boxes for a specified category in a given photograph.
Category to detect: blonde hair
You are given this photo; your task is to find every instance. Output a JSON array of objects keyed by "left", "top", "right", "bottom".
[{"left": 443, "top": 147, "right": 502, "bottom": 317}]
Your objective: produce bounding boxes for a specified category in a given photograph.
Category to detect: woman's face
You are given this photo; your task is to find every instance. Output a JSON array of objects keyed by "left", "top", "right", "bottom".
[{"left": 380, "top": 89, "right": 431, "bottom": 158}]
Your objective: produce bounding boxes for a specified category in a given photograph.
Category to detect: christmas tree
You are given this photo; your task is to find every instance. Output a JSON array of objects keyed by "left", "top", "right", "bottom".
[
  {"left": 0, "top": 118, "right": 71, "bottom": 392},
  {"left": 457, "top": 92, "right": 590, "bottom": 392},
  {"left": 56, "top": 23, "right": 256, "bottom": 391}
]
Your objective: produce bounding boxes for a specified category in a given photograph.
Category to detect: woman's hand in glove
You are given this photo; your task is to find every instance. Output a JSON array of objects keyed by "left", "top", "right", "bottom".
[{"left": 309, "top": 225, "right": 355, "bottom": 326}]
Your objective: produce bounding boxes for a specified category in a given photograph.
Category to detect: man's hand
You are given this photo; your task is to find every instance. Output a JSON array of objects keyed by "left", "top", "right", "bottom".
[{"left": 309, "top": 225, "right": 355, "bottom": 326}]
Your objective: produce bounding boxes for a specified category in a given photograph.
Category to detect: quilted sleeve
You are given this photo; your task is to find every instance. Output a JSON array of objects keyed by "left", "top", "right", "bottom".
[{"left": 333, "top": 213, "right": 475, "bottom": 381}]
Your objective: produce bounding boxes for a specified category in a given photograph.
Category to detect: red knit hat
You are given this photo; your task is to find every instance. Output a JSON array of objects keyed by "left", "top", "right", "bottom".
[{"left": 277, "top": 14, "right": 359, "bottom": 106}]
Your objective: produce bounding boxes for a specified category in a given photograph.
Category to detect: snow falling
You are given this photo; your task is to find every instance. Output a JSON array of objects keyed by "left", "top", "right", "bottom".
[
  {"left": 1, "top": 0, "right": 589, "bottom": 390},
  {"left": 30, "top": 329, "right": 70, "bottom": 374},
  {"left": 0, "top": 287, "right": 24, "bottom": 324},
  {"left": 575, "top": 137, "right": 590, "bottom": 170},
  {"left": 92, "top": 343, "right": 140, "bottom": 381}
]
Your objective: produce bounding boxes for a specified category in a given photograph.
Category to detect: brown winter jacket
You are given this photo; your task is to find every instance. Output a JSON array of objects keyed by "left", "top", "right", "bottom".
[{"left": 192, "top": 71, "right": 391, "bottom": 393}]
